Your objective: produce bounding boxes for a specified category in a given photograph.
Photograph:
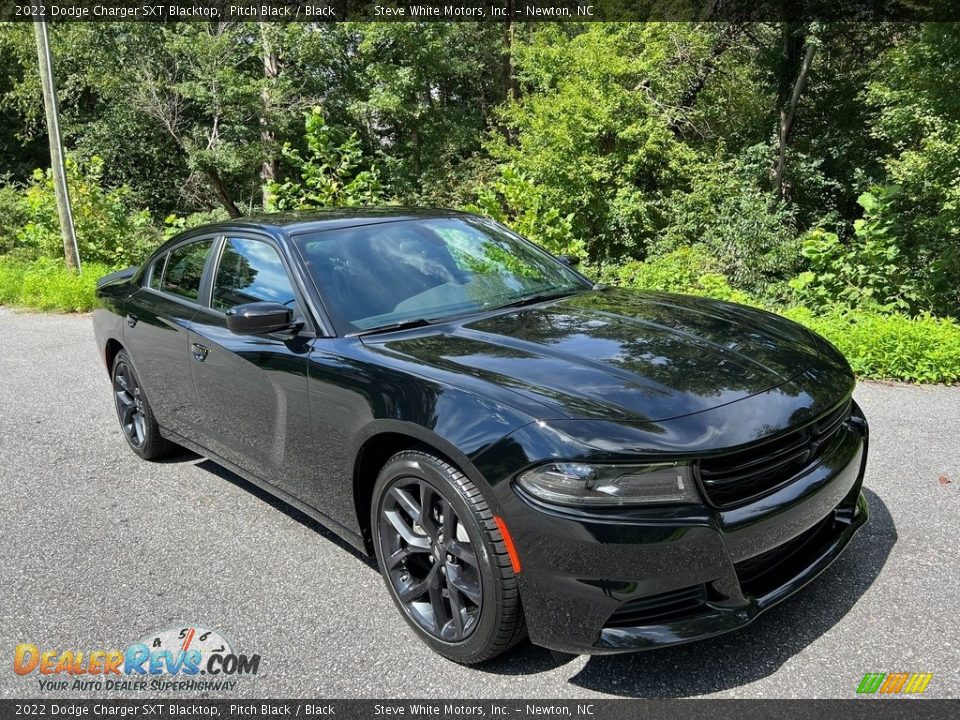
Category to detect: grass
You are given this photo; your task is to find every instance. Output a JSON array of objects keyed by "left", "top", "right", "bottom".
[{"left": 0, "top": 256, "right": 111, "bottom": 313}]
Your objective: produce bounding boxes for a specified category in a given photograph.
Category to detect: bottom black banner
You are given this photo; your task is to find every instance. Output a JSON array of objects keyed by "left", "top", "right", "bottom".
[{"left": 1, "top": 699, "right": 958, "bottom": 720}]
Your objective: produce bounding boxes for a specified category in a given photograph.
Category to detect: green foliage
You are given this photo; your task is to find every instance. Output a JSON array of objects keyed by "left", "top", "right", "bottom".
[
  {"left": 0, "top": 256, "right": 110, "bottom": 313},
  {"left": 789, "top": 186, "right": 917, "bottom": 312},
  {"left": 11, "top": 157, "right": 159, "bottom": 266},
  {"left": 269, "top": 109, "right": 384, "bottom": 210},
  {"left": 464, "top": 166, "right": 583, "bottom": 258},
  {"left": 350, "top": 23, "right": 507, "bottom": 201},
  {"left": 657, "top": 147, "right": 801, "bottom": 298},
  {"left": 0, "top": 182, "right": 27, "bottom": 256},
  {"left": 783, "top": 306, "right": 960, "bottom": 384},
  {"left": 865, "top": 23, "right": 960, "bottom": 316},
  {"left": 588, "top": 246, "right": 756, "bottom": 304},
  {"left": 162, "top": 210, "right": 229, "bottom": 240}
]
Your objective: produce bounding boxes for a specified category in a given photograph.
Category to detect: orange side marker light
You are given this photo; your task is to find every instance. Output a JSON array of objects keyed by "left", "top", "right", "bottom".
[{"left": 493, "top": 515, "right": 522, "bottom": 574}]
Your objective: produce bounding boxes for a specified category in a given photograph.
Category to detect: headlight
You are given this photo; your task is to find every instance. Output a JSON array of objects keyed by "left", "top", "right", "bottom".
[{"left": 516, "top": 462, "right": 699, "bottom": 506}]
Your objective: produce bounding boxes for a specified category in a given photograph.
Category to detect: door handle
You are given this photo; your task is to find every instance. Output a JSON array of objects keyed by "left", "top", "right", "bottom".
[
  {"left": 191, "top": 343, "right": 209, "bottom": 362},
  {"left": 126, "top": 314, "right": 138, "bottom": 328}
]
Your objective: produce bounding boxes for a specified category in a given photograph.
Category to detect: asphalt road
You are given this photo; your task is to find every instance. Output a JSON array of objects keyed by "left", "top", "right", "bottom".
[{"left": 1, "top": 307, "right": 958, "bottom": 699}]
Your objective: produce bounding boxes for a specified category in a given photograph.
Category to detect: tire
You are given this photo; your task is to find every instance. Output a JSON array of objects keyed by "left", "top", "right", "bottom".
[
  {"left": 371, "top": 449, "right": 526, "bottom": 664},
  {"left": 111, "top": 349, "right": 172, "bottom": 461}
]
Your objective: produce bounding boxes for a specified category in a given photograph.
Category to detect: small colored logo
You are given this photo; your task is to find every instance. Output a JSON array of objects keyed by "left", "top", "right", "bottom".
[{"left": 857, "top": 672, "right": 933, "bottom": 695}]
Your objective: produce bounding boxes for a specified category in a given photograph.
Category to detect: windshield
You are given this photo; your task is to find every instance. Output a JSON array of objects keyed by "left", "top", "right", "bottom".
[{"left": 293, "top": 216, "right": 590, "bottom": 333}]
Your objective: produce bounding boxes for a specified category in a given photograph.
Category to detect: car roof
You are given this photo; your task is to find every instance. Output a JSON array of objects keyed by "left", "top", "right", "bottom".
[{"left": 186, "top": 207, "right": 472, "bottom": 238}]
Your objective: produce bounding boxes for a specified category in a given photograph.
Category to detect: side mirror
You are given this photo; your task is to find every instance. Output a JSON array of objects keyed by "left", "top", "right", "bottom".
[
  {"left": 226, "top": 302, "right": 293, "bottom": 335},
  {"left": 556, "top": 254, "right": 581, "bottom": 267}
]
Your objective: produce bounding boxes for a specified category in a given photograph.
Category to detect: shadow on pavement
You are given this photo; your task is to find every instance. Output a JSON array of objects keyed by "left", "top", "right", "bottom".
[
  {"left": 193, "top": 458, "right": 378, "bottom": 570},
  {"left": 561, "top": 487, "right": 895, "bottom": 696}
]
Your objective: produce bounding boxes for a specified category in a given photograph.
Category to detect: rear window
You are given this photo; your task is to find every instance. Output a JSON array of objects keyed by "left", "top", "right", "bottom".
[{"left": 162, "top": 240, "right": 213, "bottom": 301}]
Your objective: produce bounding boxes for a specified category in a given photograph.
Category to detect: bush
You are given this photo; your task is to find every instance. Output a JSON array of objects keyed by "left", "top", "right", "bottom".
[
  {"left": 783, "top": 306, "right": 960, "bottom": 384},
  {"left": 0, "top": 256, "right": 110, "bottom": 313},
  {"left": 465, "top": 165, "right": 584, "bottom": 259},
  {"left": 268, "top": 109, "right": 384, "bottom": 210},
  {"left": 12, "top": 157, "right": 159, "bottom": 267},
  {"left": 587, "top": 246, "right": 756, "bottom": 305},
  {"left": 788, "top": 186, "right": 918, "bottom": 312}
]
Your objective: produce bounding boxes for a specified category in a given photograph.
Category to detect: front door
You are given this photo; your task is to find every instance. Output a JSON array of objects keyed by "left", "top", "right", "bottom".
[{"left": 187, "top": 235, "right": 314, "bottom": 489}]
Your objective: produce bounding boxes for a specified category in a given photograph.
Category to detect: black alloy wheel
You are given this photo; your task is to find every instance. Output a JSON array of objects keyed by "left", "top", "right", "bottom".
[
  {"left": 379, "top": 476, "right": 483, "bottom": 641},
  {"left": 113, "top": 359, "right": 146, "bottom": 448},
  {"left": 111, "top": 349, "right": 171, "bottom": 460},
  {"left": 372, "top": 450, "right": 526, "bottom": 663}
]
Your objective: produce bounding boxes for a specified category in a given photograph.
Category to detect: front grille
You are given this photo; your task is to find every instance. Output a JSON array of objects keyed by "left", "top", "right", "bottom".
[
  {"left": 697, "top": 400, "right": 851, "bottom": 508},
  {"left": 605, "top": 584, "right": 708, "bottom": 628},
  {"left": 734, "top": 515, "right": 836, "bottom": 598}
]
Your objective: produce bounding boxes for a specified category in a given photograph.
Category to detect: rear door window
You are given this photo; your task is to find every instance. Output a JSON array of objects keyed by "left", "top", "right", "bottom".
[{"left": 162, "top": 240, "right": 213, "bottom": 301}]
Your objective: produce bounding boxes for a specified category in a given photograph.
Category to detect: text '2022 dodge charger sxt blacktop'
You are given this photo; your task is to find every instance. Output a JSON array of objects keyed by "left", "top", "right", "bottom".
[{"left": 92, "top": 209, "right": 868, "bottom": 663}]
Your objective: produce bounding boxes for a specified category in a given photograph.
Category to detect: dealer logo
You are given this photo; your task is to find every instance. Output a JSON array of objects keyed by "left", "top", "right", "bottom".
[{"left": 13, "top": 625, "right": 261, "bottom": 692}]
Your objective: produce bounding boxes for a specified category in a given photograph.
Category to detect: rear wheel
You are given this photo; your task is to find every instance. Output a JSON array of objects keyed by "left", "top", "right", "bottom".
[
  {"left": 371, "top": 450, "right": 526, "bottom": 663},
  {"left": 111, "top": 349, "right": 171, "bottom": 460}
]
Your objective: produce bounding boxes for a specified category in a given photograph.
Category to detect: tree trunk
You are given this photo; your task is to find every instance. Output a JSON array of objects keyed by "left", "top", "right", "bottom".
[
  {"left": 260, "top": 26, "right": 280, "bottom": 208},
  {"left": 773, "top": 26, "right": 817, "bottom": 202},
  {"left": 207, "top": 168, "right": 242, "bottom": 218},
  {"left": 503, "top": 5, "right": 517, "bottom": 101}
]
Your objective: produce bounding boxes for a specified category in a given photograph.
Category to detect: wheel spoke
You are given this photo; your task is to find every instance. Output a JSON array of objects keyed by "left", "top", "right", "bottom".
[
  {"left": 446, "top": 579, "right": 466, "bottom": 637},
  {"left": 133, "top": 415, "right": 146, "bottom": 444},
  {"left": 446, "top": 563, "right": 481, "bottom": 605},
  {"left": 124, "top": 365, "right": 137, "bottom": 393},
  {"left": 384, "top": 509, "right": 431, "bottom": 549},
  {"left": 397, "top": 576, "right": 430, "bottom": 603},
  {"left": 418, "top": 482, "right": 438, "bottom": 540},
  {"left": 386, "top": 544, "right": 429, "bottom": 570},
  {"left": 119, "top": 402, "right": 136, "bottom": 424},
  {"left": 446, "top": 539, "right": 478, "bottom": 567},
  {"left": 115, "top": 368, "right": 129, "bottom": 393},
  {"left": 427, "top": 566, "right": 448, "bottom": 633},
  {"left": 390, "top": 487, "right": 421, "bottom": 523},
  {"left": 441, "top": 498, "right": 455, "bottom": 542}
]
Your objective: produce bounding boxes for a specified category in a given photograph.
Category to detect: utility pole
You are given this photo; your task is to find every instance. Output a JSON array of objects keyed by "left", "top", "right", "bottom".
[{"left": 34, "top": 19, "right": 81, "bottom": 273}]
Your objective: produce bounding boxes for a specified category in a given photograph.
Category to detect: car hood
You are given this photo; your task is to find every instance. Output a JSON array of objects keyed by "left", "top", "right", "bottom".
[{"left": 361, "top": 289, "right": 851, "bottom": 423}]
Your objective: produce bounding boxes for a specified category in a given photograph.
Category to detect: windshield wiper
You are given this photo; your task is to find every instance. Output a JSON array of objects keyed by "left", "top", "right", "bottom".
[
  {"left": 351, "top": 317, "right": 435, "bottom": 337},
  {"left": 493, "top": 289, "right": 580, "bottom": 311}
]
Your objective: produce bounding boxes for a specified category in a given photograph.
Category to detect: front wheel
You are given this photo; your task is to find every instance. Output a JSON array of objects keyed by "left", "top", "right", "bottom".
[{"left": 371, "top": 450, "right": 526, "bottom": 663}]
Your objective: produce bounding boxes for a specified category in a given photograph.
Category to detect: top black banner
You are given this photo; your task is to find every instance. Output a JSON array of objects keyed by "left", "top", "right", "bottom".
[{"left": 1, "top": 0, "right": 959, "bottom": 22}]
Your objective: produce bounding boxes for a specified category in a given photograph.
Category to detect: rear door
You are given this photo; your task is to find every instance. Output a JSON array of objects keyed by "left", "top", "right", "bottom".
[
  {"left": 124, "top": 236, "right": 216, "bottom": 438},
  {"left": 187, "top": 234, "right": 315, "bottom": 489}
]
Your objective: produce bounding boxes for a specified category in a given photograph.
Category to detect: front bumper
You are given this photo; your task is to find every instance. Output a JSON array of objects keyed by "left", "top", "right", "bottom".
[{"left": 498, "top": 402, "right": 869, "bottom": 654}]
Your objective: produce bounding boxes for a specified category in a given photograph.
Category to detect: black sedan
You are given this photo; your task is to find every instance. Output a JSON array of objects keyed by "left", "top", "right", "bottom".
[{"left": 92, "top": 209, "right": 868, "bottom": 663}]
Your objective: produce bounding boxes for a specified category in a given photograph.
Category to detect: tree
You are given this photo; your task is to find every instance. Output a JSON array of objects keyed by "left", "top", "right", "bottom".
[
  {"left": 866, "top": 23, "right": 960, "bottom": 315},
  {"left": 268, "top": 108, "right": 383, "bottom": 210}
]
